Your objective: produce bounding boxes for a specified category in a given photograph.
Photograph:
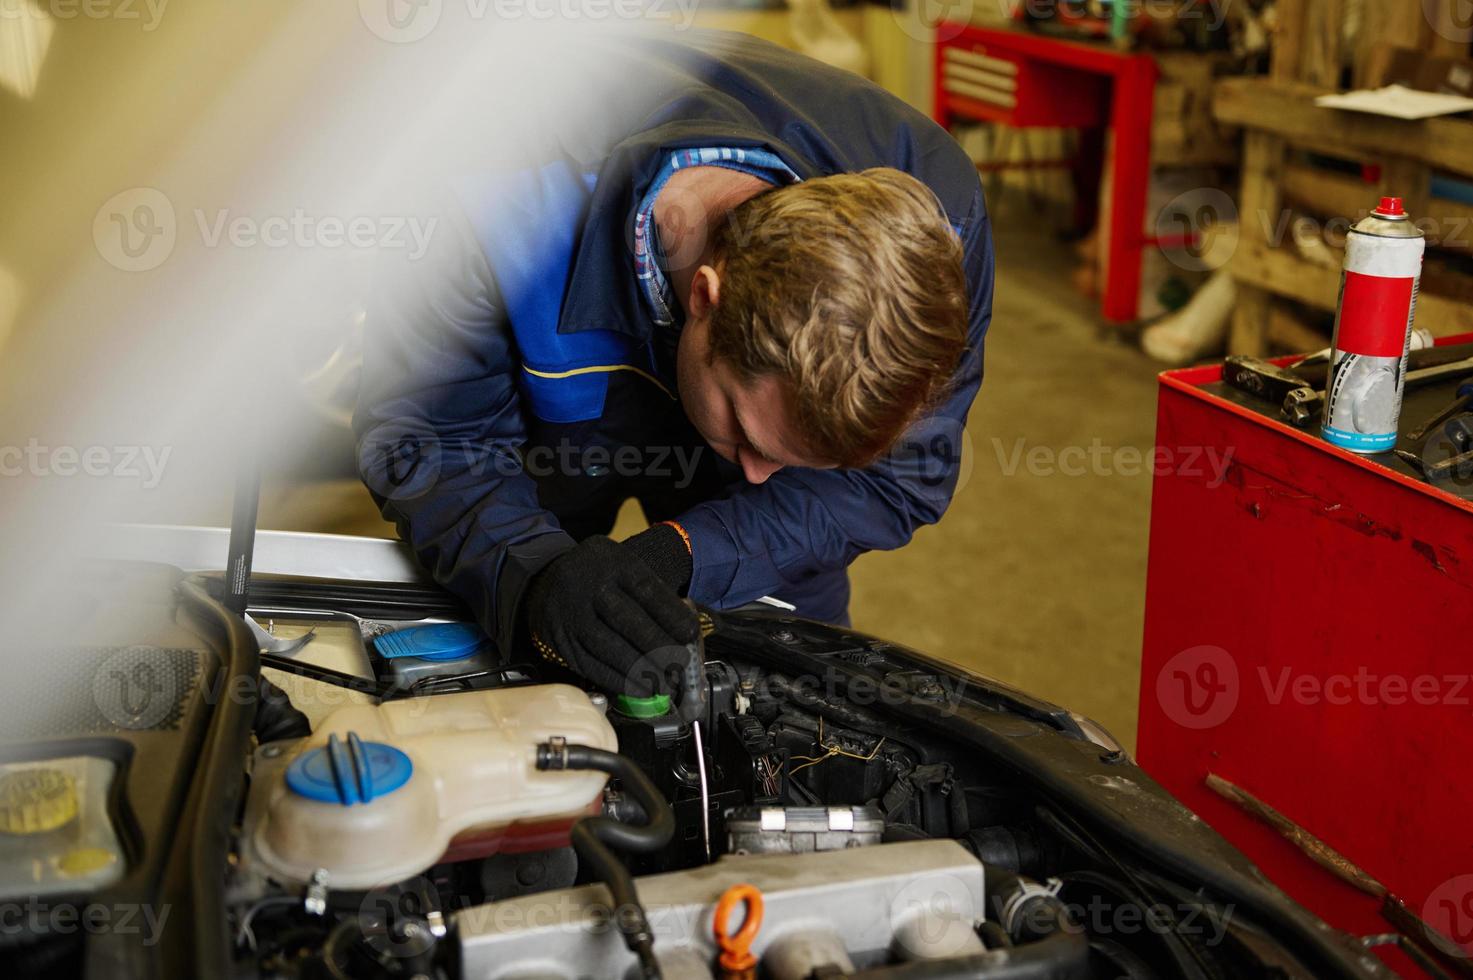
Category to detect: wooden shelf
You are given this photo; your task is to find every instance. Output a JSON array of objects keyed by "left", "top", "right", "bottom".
[
  {"left": 1280, "top": 160, "right": 1473, "bottom": 255},
  {"left": 1152, "top": 52, "right": 1237, "bottom": 168},
  {"left": 1214, "top": 78, "right": 1473, "bottom": 179},
  {"left": 1215, "top": 69, "right": 1473, "bottom": 353},
  {"left": 1231, "top": 240, "right": 1473, "bottom": 338}
]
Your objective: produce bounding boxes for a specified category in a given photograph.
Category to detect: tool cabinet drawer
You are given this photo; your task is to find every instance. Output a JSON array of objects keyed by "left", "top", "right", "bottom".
[{"left": 937, "top": 38, "right": 1107, "bottom": 128}]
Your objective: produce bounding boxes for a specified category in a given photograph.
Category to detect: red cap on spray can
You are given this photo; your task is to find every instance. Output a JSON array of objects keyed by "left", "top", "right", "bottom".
[{"left": 1374, "top": 197, "right": 1406, "bottom": 218}]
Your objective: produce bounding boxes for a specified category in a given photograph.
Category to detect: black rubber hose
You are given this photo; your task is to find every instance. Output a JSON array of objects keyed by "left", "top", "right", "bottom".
[
  {"left": 824, "top": 861, "right": 1093, "bottom": 980},
  {"left": 842, "top": 936, "right": 1087, "bottom": 980},
  {"left": 253, "top": 676, "right": 311, "bottom": 742},
  {"left": 847, "top": 865, "right": 1088, "bottom": 979},
  {"left": 961, "top": 826, "right": 1045, "bottom": 876},
  {"left": 978, "top": 920, "right": 1013, "bottom": 950},
  {"left": 766, "top": 673, "right": 894, "bottom": 738},
  {"left": 537, "top": 743, "right": 675, "bottom": 852},
  {"left": 536, "top": 743, "right": 674, "bottom": 980},
  {"left": 985, "top": 865, "right": 1078, "bottom": 944},
  {"left": 181, "top": 578, "right": 263, "bottom": 979}
]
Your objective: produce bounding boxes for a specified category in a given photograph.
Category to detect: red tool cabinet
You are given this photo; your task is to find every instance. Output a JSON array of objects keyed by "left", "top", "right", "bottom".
[
  {"left": 934, "top": 23, "right": 1157, "bottom": 324},
  {"left": 1138, "top": 345, "right": 1473, "bottom": 967}
]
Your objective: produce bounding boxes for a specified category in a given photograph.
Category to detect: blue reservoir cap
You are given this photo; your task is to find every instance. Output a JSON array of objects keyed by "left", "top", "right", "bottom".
[
  {"left": 286, "top": 732, "right": 413, "bottom": 806},
  {"left": 374, "top": 622, "right": 487, "bottom": 662}
]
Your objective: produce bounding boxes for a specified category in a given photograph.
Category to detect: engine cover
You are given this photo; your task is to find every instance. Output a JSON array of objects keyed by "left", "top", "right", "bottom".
[{"left": 455, "top": 840, "right": 987, "bottom": 980}]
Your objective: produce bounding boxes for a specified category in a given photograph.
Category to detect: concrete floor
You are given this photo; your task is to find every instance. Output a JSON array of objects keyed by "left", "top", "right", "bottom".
[
  {"left": 846, "top": 205, "right": 1163, "bottom": 749},
  {"left": 260, "top": 200, "right": 1165, "bottom": 750}
]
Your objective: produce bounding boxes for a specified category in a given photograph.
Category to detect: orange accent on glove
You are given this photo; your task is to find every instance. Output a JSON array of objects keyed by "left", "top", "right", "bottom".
[{"left": 656, "top": 520, "right": 693, "bottom": 555}]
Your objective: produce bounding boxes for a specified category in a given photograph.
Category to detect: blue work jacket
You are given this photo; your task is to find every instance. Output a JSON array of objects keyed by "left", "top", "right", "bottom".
[{"left": 354, "top": 29, "right": 995, "bottom": 655}]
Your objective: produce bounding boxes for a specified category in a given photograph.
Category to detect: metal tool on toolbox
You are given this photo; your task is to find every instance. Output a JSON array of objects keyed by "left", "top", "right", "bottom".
[
  {"left": 1399, "top": 415, "right": 1473, "bottom": 482},
  {"left": 1223, "top": 356, "right": 1315, "bottom": 403},
  {"left": 1406, "top": 381, "right": 1473, "bottom": 442},
  {"left": 1226, "top": 347, "right": 1473, "bottom": 403},
  {"left": 1207, "top": 773, "right": 1473, "bottom": 979},
  {"left": 1283, "top": 387, "right": 1324, "bottom": 428},
  {"left": 1222, "top": 356, "right": 1324, "bottom": 427},
  {"left": 1226, "top": 355, "right": 1473, "bottom": 431},
  {"left": 1392, "top": 356, "right": 1473, "bottom": 399}
]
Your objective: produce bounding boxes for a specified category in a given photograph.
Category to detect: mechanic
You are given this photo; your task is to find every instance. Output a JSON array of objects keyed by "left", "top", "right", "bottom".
[{"left": 355, "top": 30, "right": 994, "bottom": 700}]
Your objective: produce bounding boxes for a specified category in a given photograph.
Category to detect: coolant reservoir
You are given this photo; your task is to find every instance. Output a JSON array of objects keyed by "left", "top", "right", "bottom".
[{"left": 245, "top": 684, "right": 616, "bottom": 890}]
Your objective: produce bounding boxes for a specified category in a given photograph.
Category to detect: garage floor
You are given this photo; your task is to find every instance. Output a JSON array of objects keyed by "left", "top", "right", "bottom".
[
  {"left": 846, "top": 205, "right": 1163, "bottom": 750},
  {"left": 260, "top": 199, "right": 1164, "bottom": 750}
]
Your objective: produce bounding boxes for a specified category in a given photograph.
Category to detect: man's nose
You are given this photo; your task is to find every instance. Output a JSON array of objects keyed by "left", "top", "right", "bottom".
[{"left": 740, "top": 450, "right": 783, "bottom": 485}]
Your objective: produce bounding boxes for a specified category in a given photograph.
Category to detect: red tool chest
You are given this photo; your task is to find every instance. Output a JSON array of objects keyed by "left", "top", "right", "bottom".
[
  {"left": 1138, "top": 344, "right": 1473, "bottom": 966},
  {"left": 934, "top": 23, "right": 1157, "bottom": 324}
]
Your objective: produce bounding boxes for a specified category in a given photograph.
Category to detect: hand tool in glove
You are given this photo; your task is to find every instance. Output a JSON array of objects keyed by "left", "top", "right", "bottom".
[{"left": 522, "top": 533, "right": 699, "bottom": 699}]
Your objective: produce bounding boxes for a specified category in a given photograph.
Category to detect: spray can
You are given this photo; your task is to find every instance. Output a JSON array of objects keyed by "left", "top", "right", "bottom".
[{"left": 1322, "top": 197, "right": 1426, "bottom": 453}]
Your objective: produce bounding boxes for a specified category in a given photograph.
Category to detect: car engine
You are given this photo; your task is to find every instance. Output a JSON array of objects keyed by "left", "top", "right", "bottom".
[
  {"left": 0, "top": 563, "right": 1379, "bottom": 980},
  {"left": 230, "top": 632, "right": 1084, "bottom": 980}
]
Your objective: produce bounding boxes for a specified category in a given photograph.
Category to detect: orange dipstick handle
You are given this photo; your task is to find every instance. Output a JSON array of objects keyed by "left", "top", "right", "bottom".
[{"left": 713, "top": 883, "right": 764, "bottom": 980}]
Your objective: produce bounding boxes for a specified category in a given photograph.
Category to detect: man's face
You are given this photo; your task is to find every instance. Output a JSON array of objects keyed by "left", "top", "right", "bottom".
[{"left": 676, "top": 311, "right": 831, "bottom": 485}]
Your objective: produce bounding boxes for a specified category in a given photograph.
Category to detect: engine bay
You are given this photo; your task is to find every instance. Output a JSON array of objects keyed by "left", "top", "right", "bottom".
[
  {"left": 0, "top": 564, "right": 1386, "bottom": 980},
  {"left": 233, "top": 613, "right": 1083, "bottom": 980}
]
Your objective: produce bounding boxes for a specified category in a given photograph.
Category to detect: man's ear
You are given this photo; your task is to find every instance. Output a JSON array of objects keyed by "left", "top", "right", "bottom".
[{"left": 688, "top": 264, "right": 721, "bottom": 319}]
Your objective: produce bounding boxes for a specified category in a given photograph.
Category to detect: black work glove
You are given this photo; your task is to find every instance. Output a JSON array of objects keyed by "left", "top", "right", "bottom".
[
  {"left": 522, "top": 534, "right": 699, "bottom": 699},
  {"left": 622, "top": 521, "right": 692, "bottom": 593}
]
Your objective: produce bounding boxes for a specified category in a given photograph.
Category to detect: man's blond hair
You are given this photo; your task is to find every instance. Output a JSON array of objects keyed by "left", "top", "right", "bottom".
[{"left": 707, "top": 168, "right": 969, "bottom": 468}]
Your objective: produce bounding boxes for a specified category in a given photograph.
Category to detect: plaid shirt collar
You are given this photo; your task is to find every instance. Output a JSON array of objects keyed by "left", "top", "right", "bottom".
[{"left": 632, "top": 146, "right": 801, "bottom": 329}]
